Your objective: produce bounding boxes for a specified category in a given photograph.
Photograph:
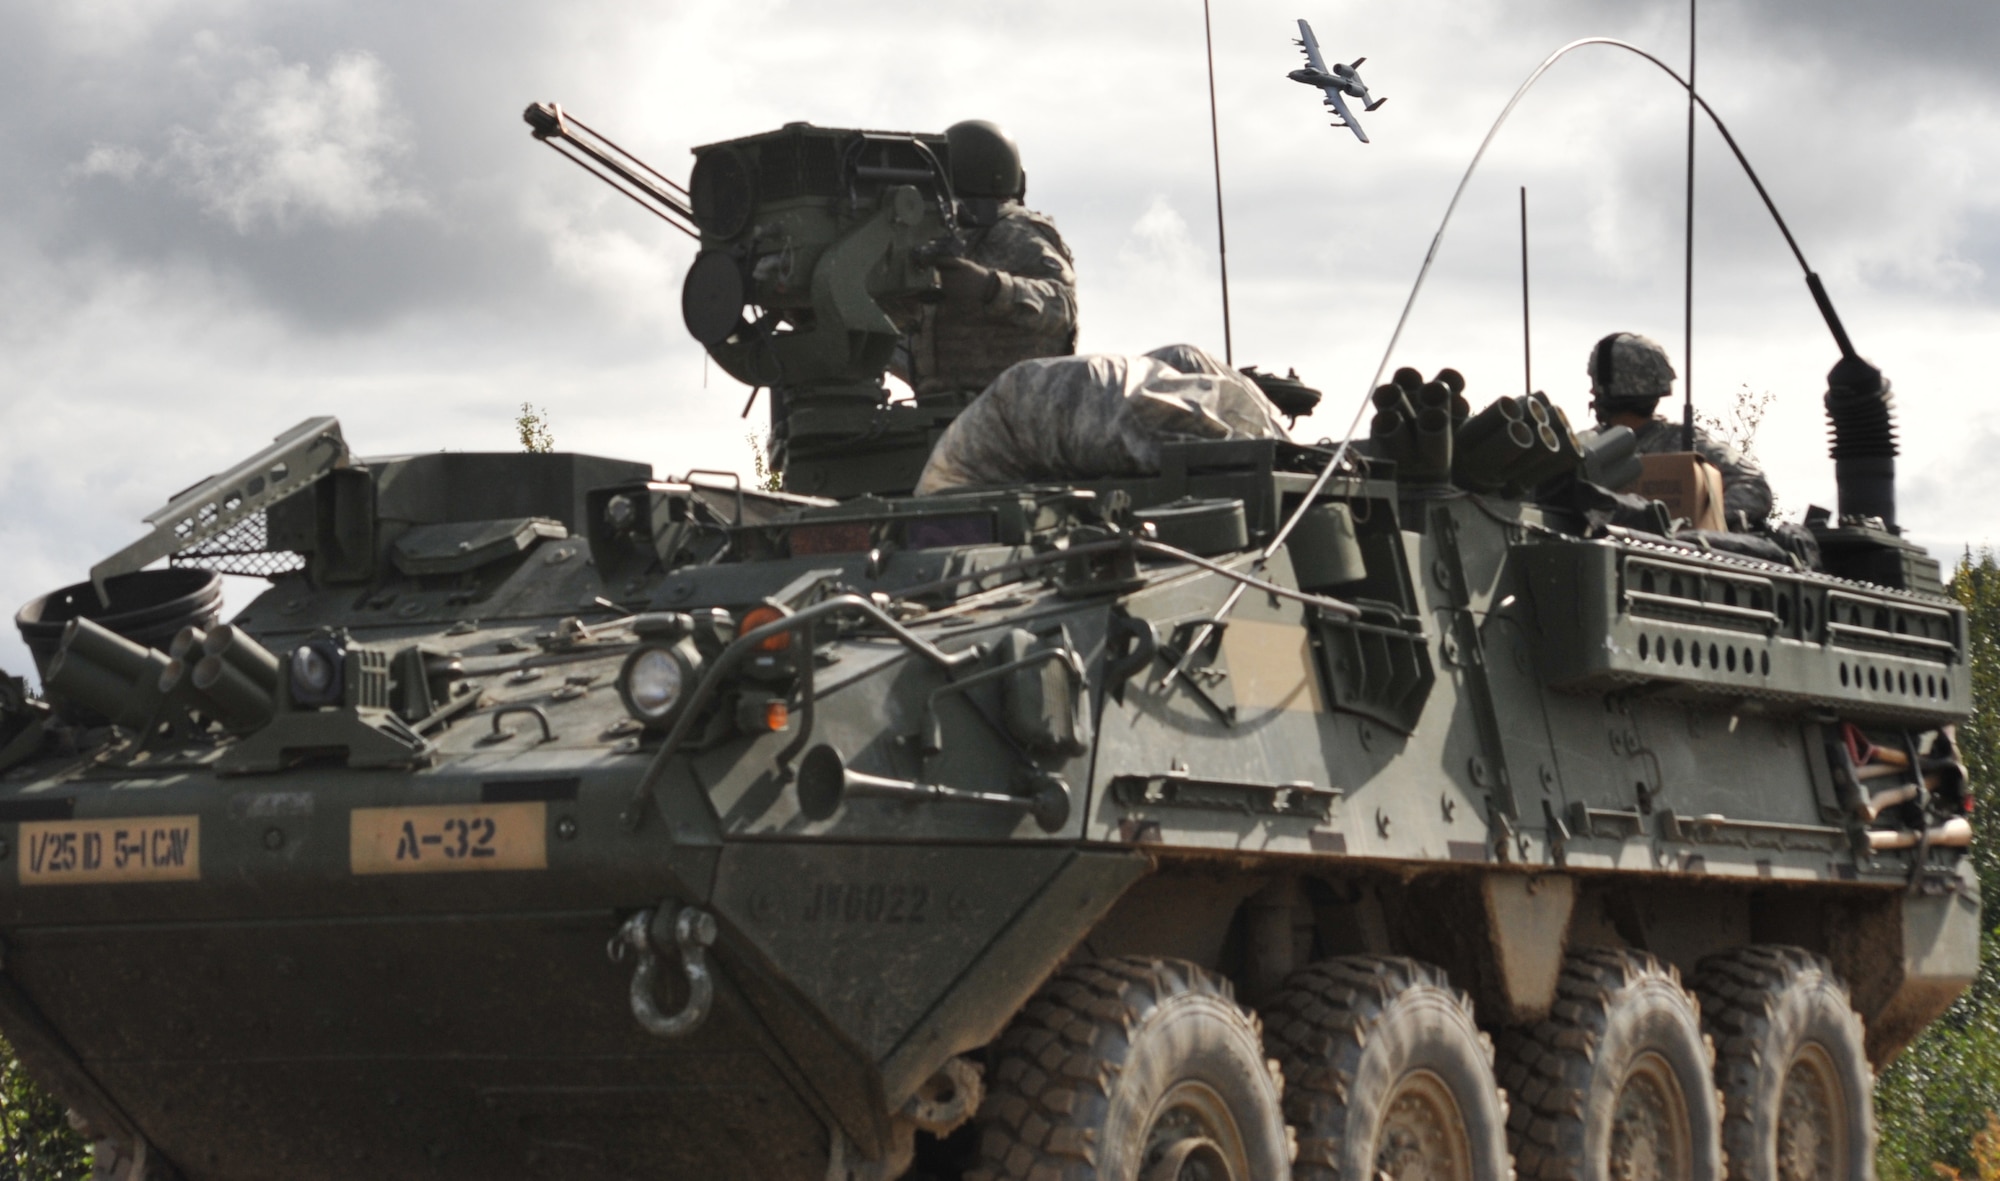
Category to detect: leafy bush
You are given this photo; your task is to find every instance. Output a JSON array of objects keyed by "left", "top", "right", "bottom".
[
  {"left": 1877, "top": 550, "right": 2000, "bottom": 1178},
  {"left": 0, "top": 1042, "right": 87, "bottom": 1180}
]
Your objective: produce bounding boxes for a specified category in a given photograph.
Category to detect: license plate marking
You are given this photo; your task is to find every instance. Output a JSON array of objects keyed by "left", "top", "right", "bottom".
[
  {"left": 350, "top": 802, "right": 548, "bottom": 874},
  {"left": 20, "top": 816, "right": 201, "bottom": 886}
]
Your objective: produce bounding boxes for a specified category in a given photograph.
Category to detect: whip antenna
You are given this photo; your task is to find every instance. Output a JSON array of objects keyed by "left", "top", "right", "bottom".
[
  {"left": 1202, "top": 0, "right": 1235, "bottom": 364},
  {"left": 1682, "top": 0, "right": 1698, "bottom": 450},
  {"left": 1164, "top": 36, "right": 1862, "bottom": 687},
  {"left": 1521, "top": 186, "right": 1532, "bottom": 397}
]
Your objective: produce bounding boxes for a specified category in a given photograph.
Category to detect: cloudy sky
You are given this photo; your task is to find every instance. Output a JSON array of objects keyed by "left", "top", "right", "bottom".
[{"left": 4, "top": 0, "right": 1997, "bottom": 678}]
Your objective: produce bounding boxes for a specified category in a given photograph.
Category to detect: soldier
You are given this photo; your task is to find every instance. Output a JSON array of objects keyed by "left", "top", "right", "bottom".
[
  {"left": 892, "top": 120, "right": 1078, "bottom": 401},
  {"left": 1587, "top": 331, "right": 1774, "bottom": 528}
]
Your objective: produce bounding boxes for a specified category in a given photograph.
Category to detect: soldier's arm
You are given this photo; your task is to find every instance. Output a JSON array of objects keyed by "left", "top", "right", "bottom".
[
  {"left": 1696, "top": 432, "right": 1775, "bottom": 525},
  {"left": 978, "top": 216, "right": 1077, "bottom": 336}
]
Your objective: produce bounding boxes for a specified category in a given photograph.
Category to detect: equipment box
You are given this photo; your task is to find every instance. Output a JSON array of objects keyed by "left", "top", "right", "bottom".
[{"left": 1630, "top": 452, "right": 1725, "bottom": 531}]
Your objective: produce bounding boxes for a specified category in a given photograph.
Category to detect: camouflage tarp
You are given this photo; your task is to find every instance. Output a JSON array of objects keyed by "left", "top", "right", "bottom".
[{"left": 915, "top": 343, "right": 1290, "bottom": 494}]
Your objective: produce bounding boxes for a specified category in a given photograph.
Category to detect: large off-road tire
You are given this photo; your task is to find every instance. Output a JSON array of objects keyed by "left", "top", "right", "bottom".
[
  {"left": 1691, "top": 946, "right": 1874, "bottom": 1181},
  {"left": 1495, "top": 948, "right": 1724, "bottom": 1181},
  {"left": 1263, "top": 956, "right": 1514, "bottom": 1181},
  {"left": 968, "top": 956, "right": 1292, "bottom": 1181}
]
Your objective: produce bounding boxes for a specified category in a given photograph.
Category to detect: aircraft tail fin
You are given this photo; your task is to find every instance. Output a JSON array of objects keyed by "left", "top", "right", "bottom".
[
  {"left": 1365, "top": 97, "right": 1388, "bottom": 112},
  {"left": 1350, "top": 57, "right": 1366, "bottom": 68}
]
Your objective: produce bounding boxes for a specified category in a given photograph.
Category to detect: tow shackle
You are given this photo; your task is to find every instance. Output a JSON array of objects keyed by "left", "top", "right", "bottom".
[{"left": 608, "top": 904, "right": 718, "bottom": 1039}]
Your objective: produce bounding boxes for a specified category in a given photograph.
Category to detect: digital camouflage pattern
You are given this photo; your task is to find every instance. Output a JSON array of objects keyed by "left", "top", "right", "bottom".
[
  {"left": 893, "top": 202, "right": 1077, "bottom": 398},
  {"left": 1586, "top": 331, "right": 1678, "bottom": 405},
  {"left": 915, "top": 343, "right": 1288, "bottom": 493}
]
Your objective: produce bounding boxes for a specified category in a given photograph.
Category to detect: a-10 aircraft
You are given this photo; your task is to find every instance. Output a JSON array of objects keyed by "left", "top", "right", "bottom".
[{"left": 1287, "top": 17, "right": 1386, "bottom": 143}]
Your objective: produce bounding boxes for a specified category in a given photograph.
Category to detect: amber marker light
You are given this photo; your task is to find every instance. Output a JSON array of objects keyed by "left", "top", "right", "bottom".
[
  {"left": 738, "top": 604, "right": 792, "bottom": 651},
  {"left": 763, "top": 700, "right": 790, "bottom": 731}
]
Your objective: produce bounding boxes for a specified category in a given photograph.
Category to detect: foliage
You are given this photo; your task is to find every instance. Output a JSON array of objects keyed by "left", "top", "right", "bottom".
[
  {"left": 516, "top": 402, "right": 554, "bottom": 453},
  {"left": 1695, "top": 383, "right": 1779, "bottom": 518},
  {"left": 1932, "top": 1112, "right": 2000, "bottom": 1181},
  {"left": 0, "top": 1041, "right": 89, "bottom": 1179},
  {"left": 747, "top": 432, "right": 781, "bottom": 492},
  {"left": 1876, "top": 548, "right": 2000, "bottom": 1178},
  {"left": 1693, "top": 383, "right": 1775, "bottom": 462}
]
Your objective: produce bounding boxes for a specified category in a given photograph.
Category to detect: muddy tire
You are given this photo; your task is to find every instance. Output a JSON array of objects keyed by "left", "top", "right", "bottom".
[
  {"left": 1495, "top": 948, "right": 1724, "bottom": 1181},
  {"left": 1263, "top": 956, "right": 1513, "bottom": 1181},
  {"left": 1691, "top": 946, "right": 1874, "bottom": 1181},
  {"left": 968, "top": 956, "right": 1292, "bottom": 1181}
]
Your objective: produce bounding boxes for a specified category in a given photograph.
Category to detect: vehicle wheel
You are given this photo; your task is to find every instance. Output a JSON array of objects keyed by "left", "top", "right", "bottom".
[
  {"left": 967, "top": 956, "right": 1292, "bottom": 1181},
  {"left": 1494, "top": 948, "right": 1723, "bottom": 1181},
  {"left": 1262, "top": 956, "right": 1513, "bottom": 1181},
  {"left": 1691, "top": 946, "right": 1874, "bottom": 1181}
]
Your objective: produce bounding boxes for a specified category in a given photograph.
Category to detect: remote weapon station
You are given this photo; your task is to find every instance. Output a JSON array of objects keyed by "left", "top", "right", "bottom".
[{"left": 0, "top": 83, "right": 1975, "bottom": 1181}]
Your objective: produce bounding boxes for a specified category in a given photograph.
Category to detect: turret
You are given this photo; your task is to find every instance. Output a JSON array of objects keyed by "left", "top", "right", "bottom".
[{"left": 528, "top": 107, "right": 963, "bottom": 498}]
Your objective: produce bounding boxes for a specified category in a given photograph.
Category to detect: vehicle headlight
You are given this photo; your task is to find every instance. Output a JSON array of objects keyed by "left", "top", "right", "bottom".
[
  {"left": 619, "top": 644, "right": 694, "bottom": 729},
  {"left": 288, "top": 639, "right": 345, "bottom": 708}
]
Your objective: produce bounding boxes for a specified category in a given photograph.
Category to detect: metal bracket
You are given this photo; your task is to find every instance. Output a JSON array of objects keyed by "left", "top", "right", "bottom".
[
  {"left": 90, "top": 416, "right": 349, "bottom": 604},
  {"left": 608, "top": 905, "right": 718, "bottom": 1039}
]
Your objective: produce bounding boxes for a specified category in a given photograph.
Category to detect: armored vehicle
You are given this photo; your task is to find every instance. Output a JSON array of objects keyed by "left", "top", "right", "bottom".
[{"left": 0, "top": 101, "right": 1977, "bottom": 1181}]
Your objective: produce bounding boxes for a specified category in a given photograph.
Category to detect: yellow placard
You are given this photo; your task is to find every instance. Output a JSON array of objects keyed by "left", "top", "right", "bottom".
[
  {"left": 350, "top": 802, "right": 548, "bottom": 875},
  {"left": 20, "top": 816, "right": 201, "bottom": 886},
  {"left": 1222, "top": 620, "right": 1327, "bottom": 713}
]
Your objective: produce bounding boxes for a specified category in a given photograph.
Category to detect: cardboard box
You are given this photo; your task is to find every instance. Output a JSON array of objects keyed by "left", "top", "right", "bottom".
[{"left": 1629, "top": 452, "right": 1726, "bottom": 532}]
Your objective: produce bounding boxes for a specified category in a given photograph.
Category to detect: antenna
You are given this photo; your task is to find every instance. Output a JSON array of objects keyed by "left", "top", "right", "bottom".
[
  {"left": 1520, "top": 186, "right": 1532, "bottom": 397},
  {"left": 1201, "top": 0, "right": 1234, "bottom": 364},
  {"left": 1682, "top": 0, "right": 1697, "bottom": 450}
]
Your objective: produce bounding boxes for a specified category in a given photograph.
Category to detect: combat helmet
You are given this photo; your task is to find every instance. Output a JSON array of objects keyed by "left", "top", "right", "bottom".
[
  {"left": 946, "top": 119, "right": 1023, "bottom": 200},
  {"left": 1587, "top": 331, "right": 1676, "bottom": 414}
]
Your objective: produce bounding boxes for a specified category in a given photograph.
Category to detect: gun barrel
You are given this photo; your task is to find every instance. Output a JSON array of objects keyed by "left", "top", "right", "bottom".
[{"left": 525, "top": 102, "right": 699, "bottom": 240}]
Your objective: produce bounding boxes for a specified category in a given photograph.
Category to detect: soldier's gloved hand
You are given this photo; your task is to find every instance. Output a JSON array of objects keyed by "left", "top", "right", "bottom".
[
  {"left": 936, "top": 257, "right": 1003, "bottom": 311},
  {"left": 1827, "top": 354, "right": 1886, "bottom": 397}
]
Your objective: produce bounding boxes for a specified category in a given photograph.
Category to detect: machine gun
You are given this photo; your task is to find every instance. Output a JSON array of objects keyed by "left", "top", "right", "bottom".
[{"left": 527, "top": 103, "right": 963, "bottom": 498}]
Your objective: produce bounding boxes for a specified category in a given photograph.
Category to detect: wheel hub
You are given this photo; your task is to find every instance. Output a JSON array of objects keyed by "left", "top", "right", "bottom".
[
  {"left": 1776, "top": 1044, "right": 1847, "bottom": 1181},
  {"left": 1608, "top": 1053, "right": 1692, "bottom": 1181},
  {"left": 1373, "top": 1069, "right": 1474, "bottom": 1181},
  {"left": 1142, "top": 1081, "right": 1249, "bottom": 1181}
]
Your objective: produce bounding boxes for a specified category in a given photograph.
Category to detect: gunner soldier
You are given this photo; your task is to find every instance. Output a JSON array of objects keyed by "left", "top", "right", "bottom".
[
  {"left": 893, "top": 120, "right": 1078, "bottom": 401},
  {"left": 1588, "top": 331, "right": 1774, "bottom": 528}
]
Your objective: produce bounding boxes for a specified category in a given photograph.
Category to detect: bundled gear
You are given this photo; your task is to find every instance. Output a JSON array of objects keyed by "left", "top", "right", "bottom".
[{"left": 915, "top": 343, "right": 1290, "bottom": 493}]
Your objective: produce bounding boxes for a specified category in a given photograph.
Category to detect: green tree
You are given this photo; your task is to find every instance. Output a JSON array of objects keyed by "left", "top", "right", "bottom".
[
  {"left": 1876, "top": 548, "right": 2000, "bottom": 1178},
  {"left": 0, "top": 1043, "right": 89, "bottom": 1179},
  {"left": 516, "top": 403, "right": 554, "bottom": 453},
  {"left": 747, "top": 432, "right": 781, "bottom": 492}
]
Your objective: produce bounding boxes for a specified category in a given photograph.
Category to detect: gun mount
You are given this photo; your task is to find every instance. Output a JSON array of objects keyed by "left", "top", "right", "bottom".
[{"left": 529, "top": 105, "right": 962, "bottom": 499}]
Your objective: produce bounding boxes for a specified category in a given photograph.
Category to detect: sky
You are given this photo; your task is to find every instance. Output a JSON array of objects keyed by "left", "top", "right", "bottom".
[{"left": 4, "top": 0, "right": 1998, "bottom": 679}]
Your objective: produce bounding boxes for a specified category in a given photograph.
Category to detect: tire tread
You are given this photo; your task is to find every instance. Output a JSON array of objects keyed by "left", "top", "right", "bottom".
[
  {"left": 1690, "top": 944, "right": 1875, "bottom": 1181},
  {"left": 966, "top": 956, "right": 1277, "bottom": 1181},
  {"left": 1494, "top": 947, "right": 1721, "bottom": 1181},
  {"left": 1262, "top": 955, "right": 1510, "bottom": 1181}
]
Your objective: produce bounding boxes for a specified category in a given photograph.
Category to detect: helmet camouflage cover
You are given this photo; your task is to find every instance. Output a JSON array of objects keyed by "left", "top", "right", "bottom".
[{"left": 1588, "top": 332, "right": 1676, "bottom": 405}]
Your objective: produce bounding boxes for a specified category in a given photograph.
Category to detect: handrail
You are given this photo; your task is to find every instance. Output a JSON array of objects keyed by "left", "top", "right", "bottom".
[
  {"left": 616, "top": 539, "right": 1360, "bottom": 828},
  {"left": 618, "top": 594, "right": 982, "bottom": 828}
]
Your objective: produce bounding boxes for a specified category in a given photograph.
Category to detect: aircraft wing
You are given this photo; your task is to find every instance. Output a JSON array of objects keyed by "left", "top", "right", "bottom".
[
  {"left": 1319, "top": 85, "right": 1369, "bottom": 143},
  {"left": 1295, "top": 19, "right": 1331, "bottom": 73}
]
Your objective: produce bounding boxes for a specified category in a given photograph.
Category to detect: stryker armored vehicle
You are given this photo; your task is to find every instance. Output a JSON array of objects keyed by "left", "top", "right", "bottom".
[{"left": 0, "top": 96, "right": 1977, "bottom": 1181}]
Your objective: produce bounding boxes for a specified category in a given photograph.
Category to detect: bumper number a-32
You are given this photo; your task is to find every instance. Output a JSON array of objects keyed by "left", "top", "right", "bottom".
[{"left": 350, "top": 802, "right": 548, "bottom": 874}]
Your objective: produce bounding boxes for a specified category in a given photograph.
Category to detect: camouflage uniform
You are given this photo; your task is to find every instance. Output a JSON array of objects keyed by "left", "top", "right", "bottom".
[
  {"left": 893, "top": 203, "right": 1077, "bottom": 399},
  {"left": 1626, "top": 416, "right": 1774, "bottom": 526}
]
